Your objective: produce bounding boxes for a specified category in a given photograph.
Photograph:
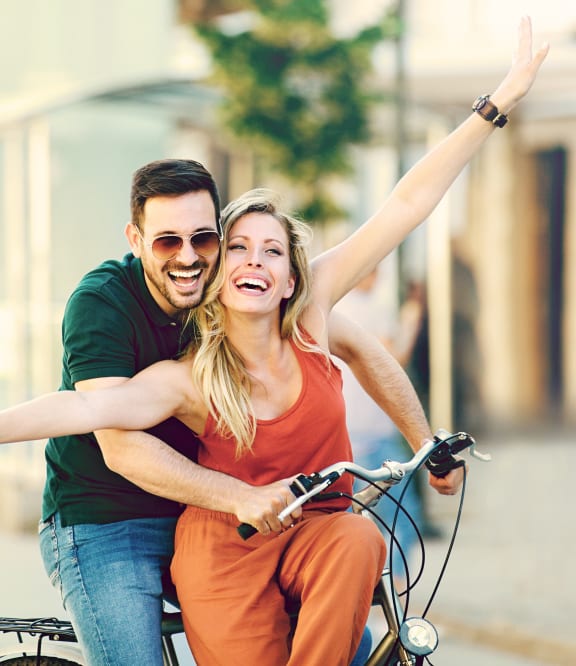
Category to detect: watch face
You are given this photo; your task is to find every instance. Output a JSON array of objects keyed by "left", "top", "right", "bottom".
[{"left": 473, "top": 95, "right": 489, "bottom": 111}]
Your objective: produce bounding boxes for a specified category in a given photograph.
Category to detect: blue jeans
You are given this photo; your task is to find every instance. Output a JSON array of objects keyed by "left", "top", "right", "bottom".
[
  {"left": 351, "top": 626, "right": 372, "bottom": 665},
  {"left": 39, "top": 513, "right": 178, "bottom": 666}
]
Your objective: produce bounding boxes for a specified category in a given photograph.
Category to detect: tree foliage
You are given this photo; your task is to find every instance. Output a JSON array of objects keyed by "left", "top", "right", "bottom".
[{"left": 191, "top": 0, "right": 400, "bottom": 221}]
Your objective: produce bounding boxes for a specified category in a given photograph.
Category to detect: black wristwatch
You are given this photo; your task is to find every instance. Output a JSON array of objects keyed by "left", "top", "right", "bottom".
[{"left": 472, "top": 94, "right": 508, "bottom": 128}]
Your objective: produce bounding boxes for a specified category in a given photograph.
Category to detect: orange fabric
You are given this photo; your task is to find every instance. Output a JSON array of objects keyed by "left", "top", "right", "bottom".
[
  {"left": 172, "top": 341, "right": 386, "bottom": 664},
  {"left": 172, "top": 508, "right": 386, "bottom": 666},
  {"left": 197, "top": 339, "right": 353, "bottom": 511}
]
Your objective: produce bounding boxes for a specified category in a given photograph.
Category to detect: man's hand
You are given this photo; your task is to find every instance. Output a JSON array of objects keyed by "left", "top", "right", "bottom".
[
  {"left": 428, "top": 464, "right": 466, "bottom": 496},
  {"left": 234, "top": 479, "right": 302, "bottom": 536}
]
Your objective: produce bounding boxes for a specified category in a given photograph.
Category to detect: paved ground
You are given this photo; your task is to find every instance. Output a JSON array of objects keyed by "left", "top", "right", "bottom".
[{"left": 1, "top": 428, "right": 574, "bottom": 665}]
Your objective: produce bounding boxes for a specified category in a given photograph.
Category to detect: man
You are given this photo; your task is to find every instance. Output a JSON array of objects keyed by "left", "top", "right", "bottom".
[{"left": 38, "top": 158, "right": 445, "bottom": 665}]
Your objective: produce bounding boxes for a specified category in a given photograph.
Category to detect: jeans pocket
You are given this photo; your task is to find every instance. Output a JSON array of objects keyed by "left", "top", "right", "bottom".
[
  {"left": 38, "top": 518, "right": 51, "bottom": 535},
  {"left": 38, "top": 514, "right": 63, "bottom": 596}
]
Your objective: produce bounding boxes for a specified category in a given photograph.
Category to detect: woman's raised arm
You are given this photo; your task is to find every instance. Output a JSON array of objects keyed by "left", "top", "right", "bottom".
[{"left": 312, "top": 16, "right": 549, "bottom": 307}]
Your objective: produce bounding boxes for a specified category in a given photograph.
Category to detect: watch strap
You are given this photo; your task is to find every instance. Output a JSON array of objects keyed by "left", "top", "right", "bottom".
[{"left": 472, "top": 94, "right": 508, "bottom": 128}]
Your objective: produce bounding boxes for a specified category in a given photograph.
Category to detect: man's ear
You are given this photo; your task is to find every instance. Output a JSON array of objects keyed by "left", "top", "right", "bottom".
[{"left": 125, "top": 222, "right": 142, "bottom": 257}]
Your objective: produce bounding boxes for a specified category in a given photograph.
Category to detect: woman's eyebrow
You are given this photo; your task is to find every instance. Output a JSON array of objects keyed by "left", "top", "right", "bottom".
[{"left": 229, "top": 234, "right": 286, "bottom": 246}]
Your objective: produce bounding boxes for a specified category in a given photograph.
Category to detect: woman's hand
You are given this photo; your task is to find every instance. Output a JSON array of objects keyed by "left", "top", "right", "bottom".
[{"left": 491, "top": 15, "right": 550, "bottom": 114}]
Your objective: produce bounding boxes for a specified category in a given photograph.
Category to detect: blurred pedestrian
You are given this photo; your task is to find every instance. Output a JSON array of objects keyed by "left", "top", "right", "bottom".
[{"left": 335, "top": 267, "right": 429, "bottom": 576}]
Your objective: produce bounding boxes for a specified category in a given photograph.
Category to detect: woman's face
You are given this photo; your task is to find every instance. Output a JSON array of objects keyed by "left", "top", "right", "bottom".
[{"left": 219, "top": 212, "right": 295, "bottom": 315}]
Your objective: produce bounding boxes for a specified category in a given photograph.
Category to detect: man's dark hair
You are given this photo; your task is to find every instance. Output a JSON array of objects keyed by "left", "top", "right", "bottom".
[{"left": 130, "top": 158, "right": 221, "bottom": 229}]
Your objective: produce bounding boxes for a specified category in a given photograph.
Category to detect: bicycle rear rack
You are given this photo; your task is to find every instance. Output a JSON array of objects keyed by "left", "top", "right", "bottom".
[{"left": 0, "top": 617, "right": 76, "bottom": 643}]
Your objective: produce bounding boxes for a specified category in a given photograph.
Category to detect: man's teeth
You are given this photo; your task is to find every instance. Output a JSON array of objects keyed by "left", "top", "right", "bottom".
[{"left": 169, "top": 269, "right": 201, "bottom": 279}]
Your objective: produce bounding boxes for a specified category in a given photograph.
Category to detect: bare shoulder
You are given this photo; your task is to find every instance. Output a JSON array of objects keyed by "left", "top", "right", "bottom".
[
  {"left": 300, "top": 302, "right": 330, "bottom": 350},
  {"left": 135, "top": 358, "right": 192, "bottom": 390},
  {"left": 157, "top": 357, "right": 194, "bottom": 383},
  {"left": 171, "top": 357, "right": 201, "bottom": 401}
]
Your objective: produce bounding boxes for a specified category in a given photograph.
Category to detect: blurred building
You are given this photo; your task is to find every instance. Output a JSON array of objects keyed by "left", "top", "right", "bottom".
[
  {"left": 0, "top": 0, "right": 574, "bottom": 529},
  {"left": 401, "top": 2, "right": 576, "bottom": 433}
]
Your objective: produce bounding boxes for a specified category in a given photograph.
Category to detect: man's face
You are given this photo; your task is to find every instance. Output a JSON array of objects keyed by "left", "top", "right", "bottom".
[{"left": 126, "top": 191, "right": 220, "bottom": 316}]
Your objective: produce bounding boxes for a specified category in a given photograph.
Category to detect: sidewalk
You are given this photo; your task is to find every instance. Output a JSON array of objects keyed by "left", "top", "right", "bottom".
[{"left": 374, "top": 428, "right": 576, "bottom": 665}]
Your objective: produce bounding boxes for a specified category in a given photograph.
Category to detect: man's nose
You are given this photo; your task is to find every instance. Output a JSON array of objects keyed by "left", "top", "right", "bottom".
[{"left": 176, "top": 237, "right": 200, "bottom": 263}]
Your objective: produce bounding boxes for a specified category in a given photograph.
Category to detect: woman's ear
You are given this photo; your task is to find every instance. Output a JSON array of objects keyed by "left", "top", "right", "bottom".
[{"left": 283, "top": 274, "right": 296, "bottom": 299}]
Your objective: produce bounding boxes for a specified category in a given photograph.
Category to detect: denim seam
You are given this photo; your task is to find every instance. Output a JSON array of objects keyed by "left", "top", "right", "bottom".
[{"left": 69, "top": 522, "right": 113, "bottom": 666}]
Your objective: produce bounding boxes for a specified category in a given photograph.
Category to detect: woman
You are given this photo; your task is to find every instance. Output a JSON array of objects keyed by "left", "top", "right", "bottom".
[{"left": 0, "top": 17, "right": 547, "bottom": 664}]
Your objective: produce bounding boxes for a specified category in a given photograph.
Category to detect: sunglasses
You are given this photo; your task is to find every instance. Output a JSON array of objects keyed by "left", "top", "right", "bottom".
[{"left": 136, "top": 227, "right": 221, "bottom": 261}]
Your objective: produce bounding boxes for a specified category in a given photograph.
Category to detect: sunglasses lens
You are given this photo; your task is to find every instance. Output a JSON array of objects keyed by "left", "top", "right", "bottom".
[
  {"left": 150, "top": 232, "right": 220, "bottom": 259},
  {"left": 191, "top": 231, "right": 220, "bottom": 255},
  {"left": 152, "top": 236, "right": 184, "bottom": 259}
]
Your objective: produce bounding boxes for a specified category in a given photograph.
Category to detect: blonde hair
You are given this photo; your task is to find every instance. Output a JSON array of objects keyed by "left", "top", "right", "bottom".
[{"left": 187, "top": 189, "right": 325, "bottom": 456}]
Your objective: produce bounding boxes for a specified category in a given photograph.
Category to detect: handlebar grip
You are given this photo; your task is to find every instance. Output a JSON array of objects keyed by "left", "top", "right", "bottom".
[
  {"left": 237, "top": 522, "right": 258, "bottom": 540},
  {"left": 425, "top": 454, "right": 465, "bottom": 478},
  {"left": 424, "top": 431, "right": 476, "bottom": 477},
  {"left": 236, "top": 475, "right": 311, "bottom": 541}
]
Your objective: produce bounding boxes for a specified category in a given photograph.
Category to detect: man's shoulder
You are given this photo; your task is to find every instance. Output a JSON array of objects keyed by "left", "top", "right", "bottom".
[
  {"left": 76, "top": 253, "right": 138, "bottom": 289},
  {"left": 69, "top": 254, "right": 144, "bottom": 304},
  {"left": 62, "top": 254, "right": 148, "bottom": 329}
]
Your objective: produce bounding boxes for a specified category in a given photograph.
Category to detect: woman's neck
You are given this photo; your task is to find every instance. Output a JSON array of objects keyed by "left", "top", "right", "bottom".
[
  {"left": 224, "top": 310, "right": 302, "bottom": 420},
  {"left": 224, "top": 311, "right": 286, "bottom": 370}
]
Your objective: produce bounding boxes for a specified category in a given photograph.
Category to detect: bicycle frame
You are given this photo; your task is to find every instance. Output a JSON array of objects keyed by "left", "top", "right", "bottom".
[{"left": 367, "top": 570, "right": 416, "bottom": 666}]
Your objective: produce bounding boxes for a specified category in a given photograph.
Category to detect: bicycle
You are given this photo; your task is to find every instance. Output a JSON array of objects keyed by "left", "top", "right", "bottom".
[
  {"left": 238, "top": 427, "right": 491, "bottom": 665},
  {"left": 1, "top": 429, "right": 489, "bottom": 666}
]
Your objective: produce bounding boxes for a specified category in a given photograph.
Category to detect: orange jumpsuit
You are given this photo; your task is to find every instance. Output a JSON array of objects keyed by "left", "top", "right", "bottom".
[{"left": 171, "top": 339, "right": 387, "bottom": 665}]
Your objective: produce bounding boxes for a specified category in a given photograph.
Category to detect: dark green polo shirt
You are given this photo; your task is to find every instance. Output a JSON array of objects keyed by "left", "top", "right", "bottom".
[{"left": 43, "top": 253, "right": 199, "bottom": 525}]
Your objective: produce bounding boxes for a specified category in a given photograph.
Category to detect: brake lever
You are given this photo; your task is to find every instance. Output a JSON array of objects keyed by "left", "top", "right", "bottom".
[
  {"left": 278, "top": 472, "right": 341, "bottom": 521},
  {"left": 469, "top": 441, "right": 492, "bottom": 462}
]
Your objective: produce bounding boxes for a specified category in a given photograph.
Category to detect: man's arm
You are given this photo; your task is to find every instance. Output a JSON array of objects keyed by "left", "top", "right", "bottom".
[
  {"left": 78, "top": 376, "right": 300, "bottom": 535},
  {"left": 327, "top": 311, "right": 463, "bottom": 495}
]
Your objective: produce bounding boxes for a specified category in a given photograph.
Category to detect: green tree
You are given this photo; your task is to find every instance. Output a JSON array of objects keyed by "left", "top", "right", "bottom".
[{"left": 191, "top": 0, "right": 401, "bottom": 222}]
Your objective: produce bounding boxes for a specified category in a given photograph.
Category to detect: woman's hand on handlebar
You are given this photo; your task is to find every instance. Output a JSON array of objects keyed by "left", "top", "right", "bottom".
[
  {"left": 428, "top": 462, "right": 467, "bottom": 495},
  {"left": 234, "top": 479, "right": 302, "bottom": 536}
]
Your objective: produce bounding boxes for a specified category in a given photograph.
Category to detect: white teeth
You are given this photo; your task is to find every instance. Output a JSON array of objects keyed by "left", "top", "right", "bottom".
[
  {"left": 235, "top": 277, "right": 267, "bottom": 290},
  {"left": 169, "top": 270, "right": 200, "bottom": 279}
]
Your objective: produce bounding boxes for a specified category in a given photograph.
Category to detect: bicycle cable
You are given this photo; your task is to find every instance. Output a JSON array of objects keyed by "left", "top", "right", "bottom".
[
  {"left": 356, "top": 458, "right": 469, "bottom": 666},
  {"left": 349, "top": 468, "right": 427, "bottom": 590},
  {"left": 421, "top": 465, "right": 467, "bottom": 619},
  {"left": 346, "top": 470, "right": 427, "bottom": 641},
  {"left": 386, "top": 471, "right": 426, "bottom": 608}
]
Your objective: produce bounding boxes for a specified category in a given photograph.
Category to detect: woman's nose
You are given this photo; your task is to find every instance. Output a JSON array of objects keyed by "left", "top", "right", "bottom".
[{"left": 246, "top": 248, "right": 263, "bottom": 266}]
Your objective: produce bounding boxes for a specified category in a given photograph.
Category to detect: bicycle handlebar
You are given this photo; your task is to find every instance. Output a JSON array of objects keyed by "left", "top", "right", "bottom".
[{"left": 237, "top": 429, "right": 490, "bottom": 540}]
